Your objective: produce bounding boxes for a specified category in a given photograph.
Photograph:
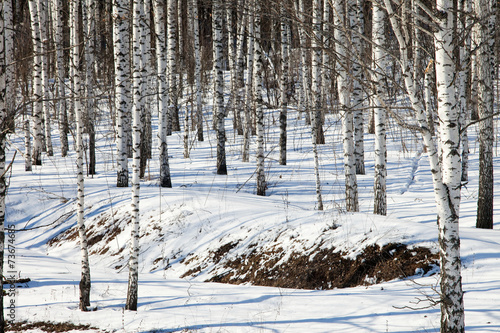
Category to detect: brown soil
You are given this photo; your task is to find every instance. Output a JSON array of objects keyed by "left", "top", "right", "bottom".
[
  {"left": 205, "top": 243, "right": 438, "bottom": 289},
  {"left": 6, "top": 320, "right": 97, "bottom": 332}
]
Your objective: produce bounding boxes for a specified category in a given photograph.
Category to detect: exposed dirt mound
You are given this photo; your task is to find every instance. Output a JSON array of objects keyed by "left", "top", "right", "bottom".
[
  {"left": 6, "top": 320, "right": 96, "bottom": 332},
  {"left": 204, "top": 243, "right": 438, "bottom": 289}
]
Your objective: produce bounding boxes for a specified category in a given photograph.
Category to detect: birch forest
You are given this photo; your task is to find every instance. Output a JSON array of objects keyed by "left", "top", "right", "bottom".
[{"left": 0, "top": 0, "right": 498, "bottom": 332}]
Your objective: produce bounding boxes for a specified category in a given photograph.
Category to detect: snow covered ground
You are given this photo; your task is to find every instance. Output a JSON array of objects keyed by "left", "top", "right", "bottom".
[{"left": 5, "top": 102, "right": 500, "bottom": 332}]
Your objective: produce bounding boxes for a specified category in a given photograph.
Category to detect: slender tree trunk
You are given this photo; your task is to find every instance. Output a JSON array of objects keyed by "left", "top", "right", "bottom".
[
  {"left": 191, "top": 0, "right": 203, "bottom": 142},
  {"left": 83, "top": 0, "right": 96, "bottom": 175},
  {"left": 296, "top": 0, "right": 311, "bottom": 125},
  {"left": 242, "top": 3, "right": 253, "bottom": 163},
  {"left": 279, "top": 5, "right": 289, "bottom": 166},
  {"left": 475, "top": 0, "right": 495, "bottom": 229},
  {"left": 458, "top": 0, "right": 470, "bottom": 182},
  {"left": 113, "top": 0, "right": 130, "bottom": 187},
  {"left": 334, "top": 0, "right": 358, "bottom": 212},
  {"left": 372, "top": 0, "right": 387, "bottom": 216},
  {"left": 126, "top": 0, "right": 145, "bottom": 312},
  {"left": 38, "top": 0, "right": 53, "bottom": 157},
  {"left": 54, "top": 0, "right": 69, "bottom": 157},
  {"left": 29, "top": 0, "right": 43, "bottom": 166},
  {"left": 155, "top": 0, "right": 172, "bottom": 188},
  {"left": 167, "top": 0, "right": 178, "bottom": 136},
  {"left": 383, "top": 0, "right": 465, "bottom": 330},
  {"left": 70, "top": 0, "right": 92, "bottom": 311},
  {"left": 310, "top": 0, "right": 323, "bottom": 210},
  {"left": 253, "top": 0, "right": 266, "bottom": 195},
  {"left": 213, "top": 0, "right": 227, "bottom": 175},
  {"left": 25, "top": 119, "right": 32, "bottom": 171},
  {"left": 350, "top": 0, "right": 365, "bottom": 175},
  {"left": 0, "top": 2, "right": 10, "bottom": 327}
]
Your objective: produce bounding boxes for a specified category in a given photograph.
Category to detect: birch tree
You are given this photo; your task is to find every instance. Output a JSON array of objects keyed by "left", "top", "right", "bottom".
[
  {"left": 372, "top": 0, "right": 387, "bottom": 215},
  {"left": 126, "top": 0, "right": 145, "bottom": 311},
  {"left": 311, "top": 0, "right": 323, "bottom": 210},
  {"left": 53, "top": 0, "right": 69, "bottom": 157},
  {"left": 83, "top": 0, "right": 97, "bottom": 175},
  {"left": 191, "top": 0, "right": 203, "bottom": 142},
  {"left": 113, "top": 0, "right": 131, "bottom": 187},
  {"left": 0, "top": 0, "right": 10, "bottom": 327},
  {"left": 28, "top": 0, "right": 43, "bottom": 166},
  {"left": 70, "top": 0, "right": 92, "bottom": 311},
  {"left": 253, "top": 0, "right": 266, "bottom": 195},
  {"left": 279, "top": 4, "right": 289, "bottom": 166},
  {"left": 383, "top": 0, "right": 465, "bottom": 329},
  {"left": 334, "top": 0, "right": 358, "bottom": 212},
  {"left": 167, "top": 0, "right": 176, "bottom": 136},
  {"left": 474, "top": 0, "right": 495, "bottom": 229},
  {"left": 38, "top": 0, "right": 53, "bottom": 157},
  {"left": 213, "top": 0, "right": 227, "bottom": 175},
  {"left": 155, "top": 0, "right": 172, "bottom": 188},
  {"left": 350, "top": 0, "right": 365, "bottom": 175},
  {"left": 242, "top": 2, "right": 254, "bottom": 163}
]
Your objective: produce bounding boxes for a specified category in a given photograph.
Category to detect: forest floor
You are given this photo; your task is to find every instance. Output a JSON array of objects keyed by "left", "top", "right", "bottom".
[{"left": 5, "top": 99, "right": 500, "bottom": 332}]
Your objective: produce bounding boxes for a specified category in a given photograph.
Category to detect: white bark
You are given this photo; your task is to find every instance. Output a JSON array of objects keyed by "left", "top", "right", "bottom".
[
  {"left": 113, "top": 0, "right": 130, "bottom": 187},
  {"left": 242, "top": 2, "right": 253, "bottom": 163},
  {"left": 253, "top": 0, "right": 266, "bottom": 196},
  {"left": 38, "top": 0, "right": 53, "bottom": 157},
  {"left": 29, "top": 0, "right": 43, "bottom": 165},
  {"left": 311, "top": 0, "right": 323, "bottom": 210},
  {"left": 126, "top": 0, "right": 145, "bottom": 312},
  {"left": 334, "top": 0, "right": 358, "bottom": 212},
  {"left": 70, "top": 0, "right": 91, "bottom": 311},
  {"left": 155, "top": 0, "right": 172, "bottom": 187},
  {"left": 350, "top": 0, "right": 365, "bottom": 175},
  {"left": 53, "top": 0, "right": 69, "bottom": 157},
  {"left": 213, "top": 0, "right": 227, "bottom": 175},
  {"left": 295, "top": 0, "right": 311, "bottom": 125},
  {"left": 383, "top": 0, "right": 465, "bottom": 330},
  {"left": 167, "top": 0, "right": 177, "bottom": 136},
  {"left": 372, "top": 0, "right": 387, "bottom": 216},
  {"left": 279, "top": 5, "right": 289, "bottom": 166},
  {"left": 191, "top": 0, "right": 203, "bottom": 141}
]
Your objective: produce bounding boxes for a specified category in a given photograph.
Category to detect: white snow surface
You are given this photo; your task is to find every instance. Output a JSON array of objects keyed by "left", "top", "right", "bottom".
[{"left": 5, "top": 102, "right": 500, "bottom": 332}]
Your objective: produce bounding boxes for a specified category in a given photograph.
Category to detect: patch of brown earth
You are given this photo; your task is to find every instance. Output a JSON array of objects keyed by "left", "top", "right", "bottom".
[
  {"left": 6, "top": 320, "right": 97, "bottom": 332},
  {"left": 206, "top": 243, "right": 438, "bottom": 289}
]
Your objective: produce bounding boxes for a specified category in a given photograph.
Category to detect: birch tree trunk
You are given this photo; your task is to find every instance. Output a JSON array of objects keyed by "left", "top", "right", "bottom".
[
  {"left": 296, "top": 0, "right": 311, "bottom": 125},
  {"left": 113, "top": 0, "right": 130, "bottom": 187},
  {"left": 474, "top": 0, "right": 495, "bottom": 229},
  {"left": 38, "top": 0, "right": 53, "bottom": 157},
  {"left": 383, "top": 0, "right": 465, "bottom": 330},
  {"left": 83, "top": 0, "right": 96, "bottom": 175},
  {"left": 334, "top": 0, "right": 358, "bottom": 212},
  {"left": 372, "top": 0, "right": 387, "bottom": 216},
  {"left": 29, "top": 0, "right": 44, "bottom": 166},
  {"left": 279, "top": 4, "right": 289, "bottom": 166},
  {"left": 191, "top": 0, "right": 203, "bottom": 142},
  {"left": 167, "top": 0, "right": 178, "bottom": 136},
  {"left": 350, "top": 0, "right": 365, "bottom": 175},
  {"left": 253, "top": 0, "right": 266, "bottom": 195},
  {"left": 126, "top": 0, "right": 145, "bottom": 311},
  {"left": 53, "top": 0, "right": 69, "bottom": 157},
  {"left": 155, "top": 0, "right": 172, "bottom": 188},
  {"left": 311, "top": 0, "right": 323, "bottom": 210},
  {"left": 457, "top": 0, "right": 470, "bottom": 182},
  {"left": 434, "top": 1, "right": 465, "bottom": 330},
  {"left": 213, "top": 0, "right": 227, "bottom": 175},
  {"left": 70, "top": 0, "right": 92, "bottom": 312},
  {"left": 242, "top": 2, "right": 254, "bottom": 163},
  {"left": 0, "top": 1, "right": 10, "bottom": 326}
]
